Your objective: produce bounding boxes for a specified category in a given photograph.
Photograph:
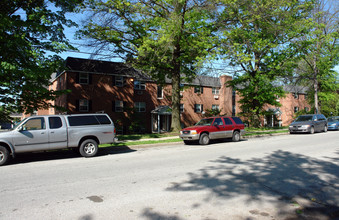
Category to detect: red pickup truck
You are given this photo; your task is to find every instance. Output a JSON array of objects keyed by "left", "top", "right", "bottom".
[{"left": 179, "top": 116, "right": 246, "bottom": 145}]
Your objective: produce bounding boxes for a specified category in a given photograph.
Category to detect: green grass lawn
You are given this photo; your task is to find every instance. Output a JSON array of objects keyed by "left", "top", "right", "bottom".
[{"left": 101, "top": 127, "right": 288, "bottom": 147}]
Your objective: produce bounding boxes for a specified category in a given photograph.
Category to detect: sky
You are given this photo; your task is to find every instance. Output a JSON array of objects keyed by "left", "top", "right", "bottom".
[{"left": 59, "top": 12, "right": 339, "bottom": 75}]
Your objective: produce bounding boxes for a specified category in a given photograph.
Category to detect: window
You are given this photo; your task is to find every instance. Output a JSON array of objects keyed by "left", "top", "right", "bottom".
[
  {"left": 115, "top": 76, "right": 124, "bottom": 87},
  {"left": 317, "top": 114, "right": 326, "bottom": 121},
  {"left": 135, "top": 102, "right": 146, "bottom": 112},
  {"left": 223, "top": 117, "right": 233, "bottom": 125},
  {"left": 194, "top": 86, "right": 203, "bottom": 94},
  {"left": 212, "top": 105, "right": 219, "bottom": 110},
  {"left": 115, "top": 101, "right": 124, "bottom": 112},
  {"left": 232, "top": 117, "right": 244, "bottom": 125},
  {"left": 49, "top": 117, "right": 62, "bottom": 129},
  {"left": 180, "top": 104, "right": 184, "bottom": 113},
  {"left": 96, "top": 115, "right": 112, "bottom": 124},
  {"left": 68, "top": 116, "right": 99, "bottom": 126},
  {"left": 157, "top": 86, "right": 163, "bottom": 99},
  {"left": 22, "top": 118, "right": 45, "bottom": 130},
  {"left": 79, "top": 99, "right": 89, "bottom": 112},
  {"left": 79, "top": 73, "right": 89, "bottom": 84},
  {"left": 293, "top": 93, "right": 299, "bottom": 99},
  {"left": 294, "top": 106, "right": 299, "bottom": 113},
  {"left": 212, "top": 87, "right": 219, "bottom": 95},
  {"left": 213, "top": 118, "right": 224, "bottom": 126},
  {"left": 194, "top": 104, "right": 203, "bottom": 113},
  {"left": 134, "top": 80, "right": 146, "bottom": 90}
]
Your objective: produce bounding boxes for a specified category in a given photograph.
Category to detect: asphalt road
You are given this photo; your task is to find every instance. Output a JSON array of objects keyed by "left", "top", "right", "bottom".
[{"left": 0, "top": 132, "right": 338, "bottom": 220}]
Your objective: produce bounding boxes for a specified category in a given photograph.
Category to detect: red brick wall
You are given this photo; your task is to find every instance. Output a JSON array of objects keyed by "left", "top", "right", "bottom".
[{"left": 49, "top": 70, "right": 311, "bottom": 131}]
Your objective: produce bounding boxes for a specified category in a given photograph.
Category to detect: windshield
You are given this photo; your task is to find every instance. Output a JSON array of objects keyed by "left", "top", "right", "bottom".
[
  {"left": 328, "top": 118, "right": 339, "bottom": 122},
  {"left": 11, "top": 119, "right": 25, "bottom": 130},
  {"left": 195, "top": 118, "right": 214, "bottom": 126},
  {"left": 295, "top": 115, "right": 313, "bottom": 122}
]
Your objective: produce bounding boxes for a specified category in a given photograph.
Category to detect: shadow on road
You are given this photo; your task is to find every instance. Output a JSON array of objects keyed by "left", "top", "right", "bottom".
[
  {"left": 8, "top": 145, "right": 136, "bottom": 165},
  {"left": 155, "top": 150, "right": 339, "bottom": 220}
]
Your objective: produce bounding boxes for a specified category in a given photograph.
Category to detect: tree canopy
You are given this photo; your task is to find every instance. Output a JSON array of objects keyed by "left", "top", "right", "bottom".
[
  {"left": 293, "top": 0, "right": 339, "bottom": 116},
  {"left": 79, "top": 0, "right": 219, "bottom": 132},
  {"left": 217, "top": 0, "right": 315, "bottom": 126},
  {"left": 0, "top": 0, "right": 82, "bottom": 119}
]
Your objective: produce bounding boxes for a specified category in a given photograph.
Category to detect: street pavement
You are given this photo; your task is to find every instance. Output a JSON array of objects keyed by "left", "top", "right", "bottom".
[{"left": 0, "top": 131, "right": 338, "bottom": 220}]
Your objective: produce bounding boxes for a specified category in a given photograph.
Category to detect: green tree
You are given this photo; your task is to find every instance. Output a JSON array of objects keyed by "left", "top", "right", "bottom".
[
  {"left": 0, "top": 0, "right": 82, "bottom": 120},
  {"left": 294, "top": 0, "right": 339, "bottom": 115},
  {"left": 79, "top": 0, "right": 218, "bottom": 132},
  {"left": 217, "top": 0, "right": 314, "bottom": 127}
]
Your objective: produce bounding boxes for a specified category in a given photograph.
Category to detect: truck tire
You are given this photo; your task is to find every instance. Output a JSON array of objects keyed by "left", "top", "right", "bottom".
[
  {"left": 79, "top": 139, "right": 98, "bottom": 157},
  {"left": 199, "top": 133, "right": 210, "bottom": 145},
  {"left": 0, "top": 146, "right": 10, "bottom": 166},
  {"left": 232, "top": 131, "right": 241, "bottom": 142}
]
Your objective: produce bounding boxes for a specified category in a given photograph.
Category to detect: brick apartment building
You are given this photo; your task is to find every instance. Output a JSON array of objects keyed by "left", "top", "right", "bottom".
[{"left": 39, "top": 57, "right": 310, "bottom": 133}]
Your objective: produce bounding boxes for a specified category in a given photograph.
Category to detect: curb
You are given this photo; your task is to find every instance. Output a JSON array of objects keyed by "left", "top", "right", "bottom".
[{"left": 117, "top": 132, "right": 290, "bottom": 146}]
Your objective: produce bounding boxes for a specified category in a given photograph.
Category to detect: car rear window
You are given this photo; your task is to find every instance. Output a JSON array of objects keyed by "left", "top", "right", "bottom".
[
  {"left": 68, "top": 116, "right": 100, "bottom": 126},
  {"left": 95, "top": 115, "right": 112, "bottom": 124},
  {"left": 232, "top": 117, "right": 244, "bottom": 125},
  {"left": 223, "top": 117, "right": 233, "bottom": 125}
]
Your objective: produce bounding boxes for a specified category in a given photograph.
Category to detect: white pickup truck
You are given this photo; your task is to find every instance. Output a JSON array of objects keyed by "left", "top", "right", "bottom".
[{"left": 0, "top": 114, "right": 117, "bottom": 165}]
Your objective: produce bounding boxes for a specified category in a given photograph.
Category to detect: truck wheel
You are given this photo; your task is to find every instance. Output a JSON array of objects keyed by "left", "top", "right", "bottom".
[
  {"left": 232, "top": 131, "right": 241, "bottom": 142},
  {"left": 79, "top": 139, "right": 98, "bottom": 157},
  {"left": 0, "top": 146, "right": 10, "bottom": 166},
  {"left": 199, "top": 133, "right": 210, "bottom": 145}
]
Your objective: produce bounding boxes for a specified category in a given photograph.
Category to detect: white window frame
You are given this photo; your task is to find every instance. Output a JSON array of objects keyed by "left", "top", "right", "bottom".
[
  {"left": 134, "top": 80, "right": 146, "bottom": 90},
  {"left": 135, "top": 102, "right": 146, "bottom": 112},
  {"left": 195, "top": 104, "right": 203, "bottom": 113},
  {"left": 79, "top": 99, "right": 89, "bottom": 112},
  {"left": 212, "top": 87, "right": 220, "bottom": 95},
  {"left": 115, "top": 76, "right": 124, "bottom": 87},
  {"left": 180, "top": 104, "right": 184, "bottom": 113},
  {"left": 194, "top": 86, "right": 202, "bottom": 93},
  {"left": 157, "top": 86, "right": 163, "bottom": 99},
  {"left": 115, "top": 101, "right": 124, "bottom": 112},
  {"left": 79, "top": 73, "right": 89, "bottom": 84},
  {"left": 294, "top": 106, "right": 299, "bottom": 113},
  {"left": 212, "top": 105, "right": 219, "bottom": 110}
]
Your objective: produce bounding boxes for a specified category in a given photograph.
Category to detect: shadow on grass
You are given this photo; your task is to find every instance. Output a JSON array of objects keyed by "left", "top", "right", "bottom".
[{"left": 9, "top": 145, "right": 136, "bottom": 165}]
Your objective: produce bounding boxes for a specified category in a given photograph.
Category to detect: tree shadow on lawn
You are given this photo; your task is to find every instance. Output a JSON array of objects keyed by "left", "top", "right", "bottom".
[
  {"left": 165, "top": 150, "right": 339, "bottom": 219},
  {"left": 9, "top": 145, "right": 136, "bottom": 165}
]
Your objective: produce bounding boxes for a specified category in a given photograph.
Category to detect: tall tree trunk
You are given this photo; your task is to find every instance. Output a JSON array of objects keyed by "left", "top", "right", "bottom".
[
  {"left": 171, "top": 72, "right": 181, "bottom": 132},
  {"left": 313, "top": 54, "right": 319, "bottom": 114}
]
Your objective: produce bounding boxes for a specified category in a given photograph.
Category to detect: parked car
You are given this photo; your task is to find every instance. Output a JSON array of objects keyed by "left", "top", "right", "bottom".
[
  {"left": 289, "top": 114, "right": 327, "bottom": 134},
  {"left": 0, "top": 114, "right": 117, "bottom": 166},
  {"left": 179, "top": 116, "right": 245, "bottom": 145},
  {"left": 327, "top": 116, "right": 339, "bottom": 131}
]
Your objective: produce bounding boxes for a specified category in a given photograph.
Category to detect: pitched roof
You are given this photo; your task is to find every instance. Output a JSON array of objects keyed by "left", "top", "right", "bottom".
[
  {"left": 59, "top": 57, "right": 222, "bottom": 87},
  {"left": 283, "top": 85, "right": 309, "bottom": 94},
  {"left": 63, "top": 57, "right": 152, "bottom": 81}
]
